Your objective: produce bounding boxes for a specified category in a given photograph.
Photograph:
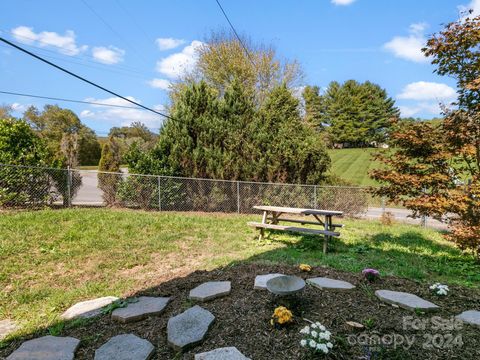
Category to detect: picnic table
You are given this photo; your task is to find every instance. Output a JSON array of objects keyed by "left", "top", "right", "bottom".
[{"left": 247, "top": 205, "right": 344, "bottom": 254}]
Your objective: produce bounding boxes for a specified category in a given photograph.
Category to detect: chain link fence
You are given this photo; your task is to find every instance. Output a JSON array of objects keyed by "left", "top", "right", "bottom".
[{"left": 0, "top": 163, "right": 372, "bottom": 216}]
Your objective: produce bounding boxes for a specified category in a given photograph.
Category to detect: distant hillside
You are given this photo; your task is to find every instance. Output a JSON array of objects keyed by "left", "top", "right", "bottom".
[{"left": 327, "top": 148, "right": 384, "bottom": 187}]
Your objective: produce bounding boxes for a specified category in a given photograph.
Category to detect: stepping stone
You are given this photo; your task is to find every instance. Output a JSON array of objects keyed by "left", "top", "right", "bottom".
[
  {"left": 455, "top": 310, "right": 480, "bottom": 328},
  {"left": 254, "top": 273, "right": 284, "bottom": 290},
  {"left": 189, "top": 281, "right": 231, "bottom": 302},
  {"left": 195, "top": 346, "right": 250, "bottom": 360},
  {"left": 61, "top": 296, "right": 119, "bottom": 320},
  {"left": 375, "top": 290, "right": 439, "bottom": 312},
  {"left": 307, "top": 277, "right": 355, "bottom": 290},
  {"left": 94, "top": 334, "right": 154, "bottom": 360},
  {"left": 167, "top": 305, "right": 215, "bottom": 351},
  {"left": 0, "top": 319, "right": 18, "bottom": 340},
  {"left": 111, "top": 296, "right": 170, "bottom": 323},
  {"left": 7, "top": 335, "right": 80, "bottom": 360}
]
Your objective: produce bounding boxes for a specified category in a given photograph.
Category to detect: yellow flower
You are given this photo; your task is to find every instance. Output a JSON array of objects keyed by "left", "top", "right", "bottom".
[
  {"left": 272, "top": 306, "right": 293, "bottom": 325},
  {"left": 299, "top": 264, "right": 312, "bottom": 272}
]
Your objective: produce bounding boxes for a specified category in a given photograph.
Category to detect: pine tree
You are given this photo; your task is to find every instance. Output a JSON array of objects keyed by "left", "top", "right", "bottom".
[
  {"left": 98, "top": 137, "right": 121, "bottom": 206},
  {"left": 302, "top": 85, "right": 324, "bottom": 130},
  {"left": 321, "top": 80, "right": 399, "bottom": 147}
]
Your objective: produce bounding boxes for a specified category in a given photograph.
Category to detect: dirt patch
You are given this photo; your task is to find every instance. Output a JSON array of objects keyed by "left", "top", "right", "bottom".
[{"left": 2, "top": 263, "right": 479, "bottom": 359}]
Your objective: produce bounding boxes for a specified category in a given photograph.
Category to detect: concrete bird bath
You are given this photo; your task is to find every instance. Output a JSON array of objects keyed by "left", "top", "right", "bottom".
[{"left": 266, "top": 275, "right": 306, "bottom": 296}]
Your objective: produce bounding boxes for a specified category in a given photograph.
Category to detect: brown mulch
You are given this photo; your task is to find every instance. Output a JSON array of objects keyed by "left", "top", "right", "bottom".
[{"left": 2, "top": 263, "right": 480, "bottom": 360}]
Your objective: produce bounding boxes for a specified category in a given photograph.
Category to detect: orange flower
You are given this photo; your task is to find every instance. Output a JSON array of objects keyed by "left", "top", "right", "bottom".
[{"left": 299, "top": 264, "right": 312, "bottom": 272}]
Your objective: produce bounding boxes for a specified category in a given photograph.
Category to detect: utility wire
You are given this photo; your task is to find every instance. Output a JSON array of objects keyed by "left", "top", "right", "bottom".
[
  {"left": 0, "top": 36, "right": 174, "bottom": 120},
  {"left": 5, "top": 30, "right": 147, "bottom": 75},
  {"left": 79, "top": 0, "right": 149, "bottom": 66},
  {"left": 214, "top": 0, "right": 255, "bottom": 66},
  {"left": 0, "top": 43, "right": 149, "bottom": 80},
  {"left": 0, "top": 90, "right": 151, "bottom": 110}
]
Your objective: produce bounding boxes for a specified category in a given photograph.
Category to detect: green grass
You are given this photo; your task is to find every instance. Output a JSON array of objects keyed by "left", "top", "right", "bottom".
[
  {"left": 327, "top": 148, "right": 383, "bottom": 186},
  {"left": 1, "top": 208, "right": 478, "bottom": 340}
]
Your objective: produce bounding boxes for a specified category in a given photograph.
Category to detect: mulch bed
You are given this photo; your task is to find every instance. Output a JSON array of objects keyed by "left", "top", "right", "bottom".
[{"left": 2, "top": 263, "right": 480, "bottom": 359}]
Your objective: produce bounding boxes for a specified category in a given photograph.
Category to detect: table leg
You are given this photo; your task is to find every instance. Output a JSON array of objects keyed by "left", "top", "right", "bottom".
[
  {"left": 323, "top": 215, "right": 332, "bottom": 254},
  {"left": 259, "top": 210, "right": 268, "bottom": 241}
]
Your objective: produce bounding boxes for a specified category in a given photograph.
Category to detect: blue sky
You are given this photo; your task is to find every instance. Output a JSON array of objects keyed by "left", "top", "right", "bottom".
[{"left": 1, "top": 0, "right": 478, "bottom": 135}]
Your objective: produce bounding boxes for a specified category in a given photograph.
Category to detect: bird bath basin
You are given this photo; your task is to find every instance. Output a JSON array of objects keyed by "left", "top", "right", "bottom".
[{"left": 266, "top": 275, "right": 306, "bottom": 296}]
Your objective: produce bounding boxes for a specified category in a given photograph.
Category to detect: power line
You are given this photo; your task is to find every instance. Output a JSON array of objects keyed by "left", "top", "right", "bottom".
[
  {"left": 0, "top": 90, "right": 152, "bottom": 110},
  {"left": 0, "top": 36, "right": 174, "bottom": 120},
  {"left": 214, "top": 0, "right": 256, "bottom": 66},
  {"left": 114, "top": 0, "right": 155, "bottom": 44},
  {"left": 4, "top": 30, "right": 148, "bottom": 75},
  {"left": 79, "top": 0, "right": 149, "bottom": 66},
  {"left": 0, "top": 43, "right": 149, "bottom": 81}
]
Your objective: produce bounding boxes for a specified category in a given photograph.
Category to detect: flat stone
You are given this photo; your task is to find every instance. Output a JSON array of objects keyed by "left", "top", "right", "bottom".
[
  {"left": 189, "top": 281, "right": 231, "bottom": 302},
  {"left": 266, "top": 275, "right": 305, "bottom": 296},
  {"left": 195, "top": 347, "right": 250, "bottom": 360},
  {"left": 61, "top": 296, "right": 119, "bottom": 320},
  {"left": 111, "top": 296, "right": 170, "bottom": 323},
  {"left": 94, "top": 334, "right": 154, "bottom": 360},
  {"left": 307, "top": 277, "right": 355, "bottom": 290},
  {"left": 254, "top": 274, "right": 284, "bottom": 290},
  {"left": 167, "top": 305, "right": 215, "bottom": 351},
  {"left": 375, "top": 290, "right": 439, "bottom": 312},
  {"left": 7, "top": 335, "right": 80, "bottom": 360},
  {"left": 455, "top": 310, "right": 480, "bottom": 327},
  {"left": 0, "top": 319, "right": 18, "bottom": 340}
]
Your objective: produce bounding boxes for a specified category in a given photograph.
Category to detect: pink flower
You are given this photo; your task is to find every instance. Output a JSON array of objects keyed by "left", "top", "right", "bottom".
[{"left": 362, "top": 268, "right": 380, "bottom": 282}]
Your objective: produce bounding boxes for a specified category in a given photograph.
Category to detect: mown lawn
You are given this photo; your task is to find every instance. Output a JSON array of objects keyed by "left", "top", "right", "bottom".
[
  {"left": 1, "top": 208, "right": 478, "bottom": 342},
  {"left": 327, "top": 148, "right": 383, "bottom": 186}
]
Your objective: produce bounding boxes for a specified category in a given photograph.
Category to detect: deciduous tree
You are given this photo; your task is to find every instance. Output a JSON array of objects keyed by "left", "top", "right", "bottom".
[{"left": 372, "top": 14, "right": 480, "bottom": 260}]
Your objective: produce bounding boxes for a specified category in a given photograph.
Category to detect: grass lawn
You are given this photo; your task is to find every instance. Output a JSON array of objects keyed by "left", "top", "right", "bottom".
[
  {"left": 1, "top": 208, "right": 479, "bottom": 342},
  {"left": 327, "top": 148, "right": 383, "bottom": 186}
]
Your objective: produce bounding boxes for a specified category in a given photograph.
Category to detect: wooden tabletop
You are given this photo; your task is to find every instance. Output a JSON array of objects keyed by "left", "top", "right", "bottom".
[{"left": 253, "top": 205, "right": 343, "bottom": 216}]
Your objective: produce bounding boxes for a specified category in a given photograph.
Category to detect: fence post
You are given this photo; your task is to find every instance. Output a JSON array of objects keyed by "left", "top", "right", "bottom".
[
  {"left": 236, "top": 181, "right": 240, "bottom": 213},
  {"left": 314, "top": 185, "right": 317, "bottom": 209},
  {"left": 158, "top": 176, "right": 162, "bottom": 211},
  {"left": 66, "top": 166, "right": 72, "bottom": 208},
  {"left": 381, "top": 196, "right": 386, "bottom": 214}
]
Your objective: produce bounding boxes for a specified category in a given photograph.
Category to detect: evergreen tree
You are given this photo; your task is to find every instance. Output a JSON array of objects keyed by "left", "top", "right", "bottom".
[
  {"left": 127, "top": 80, "right": 330, "bottom": 185},
  {"left": 302, "top": 85, "right": 324, "bottom": 130},
  {"left": 320, "top": 80, "right": 399, "bottom": 147},
  {"left": 98, "top": 137, "right": 121, "bottom": 206}
]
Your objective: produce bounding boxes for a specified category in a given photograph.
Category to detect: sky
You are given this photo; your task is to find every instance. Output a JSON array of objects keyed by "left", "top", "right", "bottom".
[{"left": 0, "top": 0, "right": 478, "bottom": 135}]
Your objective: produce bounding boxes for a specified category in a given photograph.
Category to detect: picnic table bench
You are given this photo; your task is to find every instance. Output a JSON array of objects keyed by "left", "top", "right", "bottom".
[{"left": 247, "top": 205, "right": 344, "bottom": 254}]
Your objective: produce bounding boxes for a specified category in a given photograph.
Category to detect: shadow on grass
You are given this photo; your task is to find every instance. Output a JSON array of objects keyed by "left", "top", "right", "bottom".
[{"left": 2, "top": 226, "right": 480, "bottom": 359}]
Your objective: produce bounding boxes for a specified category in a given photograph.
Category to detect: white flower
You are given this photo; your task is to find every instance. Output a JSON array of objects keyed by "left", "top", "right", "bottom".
[
  {"left": 309, "top": 340, "right": 317, "bottom": 348},
  {"left": 311, "top": 323, "right": 318, "bottom": 329},
  {"left": 327, "top": 342, "right": 333, "bottom": 348},
  {"left": 317, "top": 343, "right": 328, "bottom": 354},
  {"left": 319, "top": 325, "right": 326, "bottom": 331},
  {"left": 311, "top": 330, "right": 318, "bottom": 338},
  {"left": 300, "top": 339, "right": 307, "bottom": 347},
  {"left": 300, "top": 326, "right": 310, "bottom": 334}
]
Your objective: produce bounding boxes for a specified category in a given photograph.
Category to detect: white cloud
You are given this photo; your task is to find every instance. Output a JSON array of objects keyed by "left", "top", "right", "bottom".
[
  {"left": 156, "top": 40, "right": 204, "bottom": 79},
  {"left": 91, "top": 46, "right": 125, "bottom": 64},
  {"left": 11, "top": 26, "right": 87, "bottom": 55},
  {"left": 10, "top": 102, "right": 27, "bottom": 112},
  {"left": 397, "top": 81, "right": 456, "bottom": 101},
  {"left": 384, "top": 23, "right": 429, "bottom": 63},
  {"left": 80, "top": 96, "right": 165, "bottom": 128},
  {"left": 155, "top": 37, "right": 185, "bottom": 50},
  {"left": 458, "top": 0, "right": 480, "bottom": 16},
  {"left": 331, "top": 0, "right": 356, "bottom": 5},
  {"left": 398, "top": 102, "right": 443, "bottom": 117},
  {"left": 148, "top": 78, "right": 171, "bottom": 90}
]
